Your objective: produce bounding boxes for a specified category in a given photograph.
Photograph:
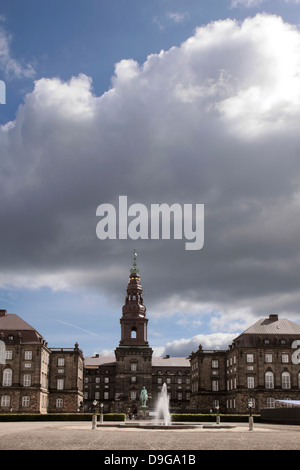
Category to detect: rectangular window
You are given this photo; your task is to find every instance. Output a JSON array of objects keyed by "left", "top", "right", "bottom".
[
  {"left": 5, "top": 350, "right": 12, "bottom": 360},
  {"left": 247, "top": 376, "right": 254, "bottom": 388},
  {"left": 104, "top": 392, "right": 109, "bottom": 400},
  {"left": 212, "top": 380, "right": 219, "bottom": 391},
  {"left": 247, "top": 354, "right": 254, "bottom": 363},
  {"left": 58, "top": 357, "right": 65, "bottom": 366},
  {"left": 212, "top": 360, "right": 218, "bottom": 368},
  {"left": 57, "top": 379, "right": 64, "bottom": 390},
  {"left": 25, "top": 351, "right": 32, "bottom": 360},
  {"left": 3, "top": 369, "right": 12, "bottom": 386},
  {"left": 130, "top": 391, "right": 136, "bottom": 400},
  {"left": 265, "top": 354, "right": 272, "bottom": 363},
  {"left": 23, "top": 374, "right": 31, "bottom": 387},
  {"left": 282, "top": 354, "right": 289, "bottom": 363}
]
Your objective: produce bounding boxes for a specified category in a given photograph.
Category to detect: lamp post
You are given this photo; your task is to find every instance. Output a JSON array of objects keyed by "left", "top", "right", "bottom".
[
  {"left": 216, "top": 405, "right": 220, "bottom": 425},
  {"left": 92, "top": 400, "right": 98, "bottom": 429},
  {"left": 248, "top": 402, "right": 253, "bottom": 431},
  {"left": 100, "top": 403, "right": 104, "bottom": 424}
]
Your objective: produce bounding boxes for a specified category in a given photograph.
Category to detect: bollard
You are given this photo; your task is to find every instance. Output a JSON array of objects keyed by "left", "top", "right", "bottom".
[
  {"left": 249, "top": 416, "right": 253, "bottom": 431},
  {"left": 92, "top": 413, "right": 97, "bottom": 429}
]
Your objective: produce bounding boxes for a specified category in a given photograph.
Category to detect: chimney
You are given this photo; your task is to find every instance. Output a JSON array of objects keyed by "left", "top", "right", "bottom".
[
  {"left": 269, "top": 314, "right": 278, "bottom": 321},
  {"left": 0, "top": 310, "right": 7, "bottom": 317}
]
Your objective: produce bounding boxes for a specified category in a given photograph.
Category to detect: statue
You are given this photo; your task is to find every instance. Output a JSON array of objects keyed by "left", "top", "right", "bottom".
[{"left": 140, "top": 386, "right": 148, "bottom": 407}]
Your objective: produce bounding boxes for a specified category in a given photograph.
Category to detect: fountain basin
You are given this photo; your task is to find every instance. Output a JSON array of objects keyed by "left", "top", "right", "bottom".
[{"left": 97, "top": 422, "right": 201, "bottom": 429}]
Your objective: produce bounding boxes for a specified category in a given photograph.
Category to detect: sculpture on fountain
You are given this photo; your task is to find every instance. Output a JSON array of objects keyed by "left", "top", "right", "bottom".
[{"left": 140, "top": 386, "right": 148, "bottom": 407}]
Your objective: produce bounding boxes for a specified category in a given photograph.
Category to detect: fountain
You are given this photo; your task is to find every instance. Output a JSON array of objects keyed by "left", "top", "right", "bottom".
[
  {"left": 97, "top": 383, "right": 203, "bottom": 429},
  {"left": 155, "top": 383, "right": 171, "bottom": 426}
]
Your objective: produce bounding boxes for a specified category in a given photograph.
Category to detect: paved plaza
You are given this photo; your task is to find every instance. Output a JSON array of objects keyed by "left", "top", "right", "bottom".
[{"left": 0, "top": 420, "right": 299, "bottom": 451}]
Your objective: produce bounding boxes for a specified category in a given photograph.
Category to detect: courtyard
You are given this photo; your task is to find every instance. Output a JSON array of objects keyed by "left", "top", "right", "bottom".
[{"left": 0, "top": 420, "right": 299, "bottom": 451}]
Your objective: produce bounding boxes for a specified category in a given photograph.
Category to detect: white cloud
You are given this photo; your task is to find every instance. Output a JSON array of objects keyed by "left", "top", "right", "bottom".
[
  {"left": 1, "top": 13, "right": 300, "bottom": 335},
  {"left": 167, "top": 12, "right": 189, "bottom": 23},
  {"left": 231, "top": 0, "right": 264, "bottom": 6},
  {"left": 0, "top": 27, "right": 35, "bottom": 79},
  {"left": 162, "top": 332, "right": 238, "bottom": 357}
]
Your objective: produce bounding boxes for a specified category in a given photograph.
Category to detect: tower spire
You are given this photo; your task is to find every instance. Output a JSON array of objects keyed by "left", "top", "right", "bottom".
[
  {"left": 130, "top": 249, "right": 139, "bottom": 274},
  {"left": 118, "top": 250, "right": 148, "bottom": 346}
]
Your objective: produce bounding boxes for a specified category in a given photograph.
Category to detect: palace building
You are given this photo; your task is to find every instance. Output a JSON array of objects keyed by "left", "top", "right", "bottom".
[
  {"left": 0, "top": 309, "right": 84, "bottom": 413},
  {"left": 190, "top": 314, "right": 300, "bottom": 413},
  {"left": 1, "top": 253, "right": 300, "bottom": 415},
  {"left": 83, "top": 253, "right": 191, "bottom": 414}
]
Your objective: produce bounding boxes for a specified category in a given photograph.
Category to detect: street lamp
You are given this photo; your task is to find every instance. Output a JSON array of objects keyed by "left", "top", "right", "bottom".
[
  {"left": 92, "top": 400, "right": 98, "bottom": 429},
  {"left": 216, "top": 405, "right": 220, "bottom": 425},
  {"left": 100, "top": 403, "right": 104, "bottom": 424},
  {"left": 248, "top": 402, "right": 253, "bottom": 431}
]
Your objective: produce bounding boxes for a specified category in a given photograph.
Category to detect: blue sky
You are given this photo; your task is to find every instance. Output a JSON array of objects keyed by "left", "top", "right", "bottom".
[{"left": 1, "top": 0, "right": 300, "bottom": 357}]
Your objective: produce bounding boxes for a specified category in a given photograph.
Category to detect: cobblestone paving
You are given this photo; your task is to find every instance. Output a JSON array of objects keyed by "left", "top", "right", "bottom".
[{"left": 0, "top": 421, "right": 299, "bottom": 451}]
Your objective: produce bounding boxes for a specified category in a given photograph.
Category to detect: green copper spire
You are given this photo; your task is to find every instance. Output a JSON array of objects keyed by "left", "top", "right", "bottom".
[{"left": 130, "top": 249, "right": 140, "bottom": 274}]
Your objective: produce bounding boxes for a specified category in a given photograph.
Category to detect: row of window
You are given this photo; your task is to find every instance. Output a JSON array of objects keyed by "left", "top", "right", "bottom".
[
  {"left": 3, "top": 370, "right": 32, "bottom": 387},
  {"left": 5, "top": 350, "right": 65, "bottom": 365},
  {"left": 5, "top": 350, "right": 33, "bottom": 360},
  {"left": 0, "top": 395, "right": 66, "bottom": 409},
  {"left": 191, "top": 371, "right": 300, "bottom": 392},
  {"left": 2, "top": 369, "right": 65, "bottom": 390},
  {"left": 244, "top": 371, "right": 298, "bottom": 390},
  {"left": 193, "top": 353, "right": 294, "bottom": 372},
  {"left": 244, "top": 353, "right": 291, "bottom": 364},
  {"left": 226, "top": 397, "right": 293, "bottom": 410}
]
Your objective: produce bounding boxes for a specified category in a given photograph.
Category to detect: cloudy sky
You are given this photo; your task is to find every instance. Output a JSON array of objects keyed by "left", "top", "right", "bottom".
[{"left": 1, "top": 0, "right": 300, "bottom": 358}]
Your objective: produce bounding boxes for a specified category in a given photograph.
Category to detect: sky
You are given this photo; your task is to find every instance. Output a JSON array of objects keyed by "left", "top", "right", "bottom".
[{"left": 1, "top": 0, "right": 300, "bottom": 358}]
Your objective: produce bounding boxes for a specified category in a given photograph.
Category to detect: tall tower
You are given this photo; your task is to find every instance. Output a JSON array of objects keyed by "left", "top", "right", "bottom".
[
  {"left": 119, "top": 251, "right": 149, "bottom": 347},
  {"left": 114, "top": 251, "right": 153, "bottom": 412}
]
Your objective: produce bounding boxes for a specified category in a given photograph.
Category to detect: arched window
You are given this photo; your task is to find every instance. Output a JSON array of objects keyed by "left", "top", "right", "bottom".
[
  {"left": 265, "top": 371, "right": 274, "bottom": 389},
  {"left": 131, "top": 327, "right": 137, "bottom": 339},
  {"left": 1, "top": 395, "right": 10, "bottom": 407},
  {"left": 56, "top": 398, "right": 64, "bottom": 408},
  {"left": 3, "top": 368, "right": 12, "bottom": 386},
  {"left": 22, "top": 396, "right": 30, "bottom": 407},
  {"left": 282, "top": 371, "right": 291, "bottom": 389},
  {"left": 266, "top": 397, "right": 275, "bottom": 408}
]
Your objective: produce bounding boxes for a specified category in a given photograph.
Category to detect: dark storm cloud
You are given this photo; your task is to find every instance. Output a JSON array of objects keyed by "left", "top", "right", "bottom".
[{"left": 1, "top": 14, "right": 300, "bottom": 334}]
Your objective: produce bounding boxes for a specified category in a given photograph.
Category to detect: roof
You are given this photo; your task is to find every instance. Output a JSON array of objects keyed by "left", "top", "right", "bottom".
[
  {"left": 233, "top": 315, "right": 300, "bottom": 347},
  {"left": 84, "top": 356, "right": 116, "bottom": 367},
  {"left": 84, "top": 355, "right": 190, "bottom": 368},
  {"left": 0, "top": 313, "right": 36, "bottom": 331},
  {"left": 240, "top": 316, "right": 300, "bottom": 336},
  {"left": 152, "top": 357, "right": 190, "bottom": 368},
  {"left": 0, "top": 312, "right": 44, "bottom": 344}
]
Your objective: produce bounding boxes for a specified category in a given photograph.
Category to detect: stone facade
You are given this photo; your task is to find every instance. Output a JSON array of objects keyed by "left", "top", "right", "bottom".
[
  {"left": 0, "top": 309, "right": 83, "bottom": 413},
  {"left": 190, "top": 314, "right": 300, "bottom": 413},
  {"left": 83, "top": 258, "right": 191, "bottom": 414}
]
